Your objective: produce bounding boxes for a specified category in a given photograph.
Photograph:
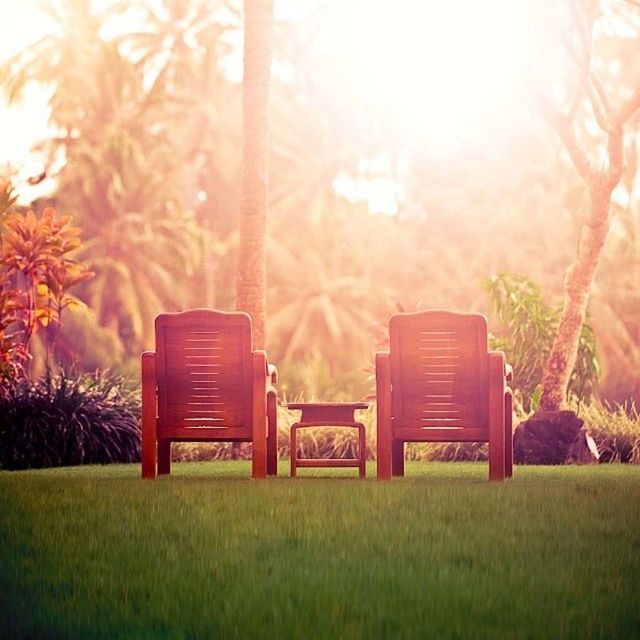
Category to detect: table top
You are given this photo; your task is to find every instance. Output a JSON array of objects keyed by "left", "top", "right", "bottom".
[{"left": 287, "top": 402, "right": 369, "bottom": 410}]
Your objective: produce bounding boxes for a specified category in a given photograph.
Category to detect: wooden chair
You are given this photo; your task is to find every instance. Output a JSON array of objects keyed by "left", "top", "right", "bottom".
[
  {"left": 141, "top": 309, "right": 278, "bottom": 479},
  {"left": 376, "top": 310, "right": 513, "bottom": 481}
]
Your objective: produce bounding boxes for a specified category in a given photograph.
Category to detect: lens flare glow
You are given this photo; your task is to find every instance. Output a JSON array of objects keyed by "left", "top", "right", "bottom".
[{"left": 335, "top": 0, "right": 531, "bottom": 147}]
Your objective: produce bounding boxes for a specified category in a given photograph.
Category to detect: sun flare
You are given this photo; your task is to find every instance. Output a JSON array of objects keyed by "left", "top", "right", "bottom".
[{"left": 332, "top": 0, "right": 531, "bottom": 146}]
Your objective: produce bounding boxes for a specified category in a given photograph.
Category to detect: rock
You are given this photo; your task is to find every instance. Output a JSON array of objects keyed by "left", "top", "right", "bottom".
[
  {"left": 565, "top": 427, "right": 600, "bottom": 464},
  {"left": 513, "top": 410, "right": 584, "bottom": 464}
]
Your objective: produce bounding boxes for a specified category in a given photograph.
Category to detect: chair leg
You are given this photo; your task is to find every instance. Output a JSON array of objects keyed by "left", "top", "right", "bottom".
[
  {"left": 158, "top": 440, "right": 171, "bottom": 475},
  {"left": 392, "top": 440, "right": 405, "bottom": 476},
  {"left": 251, "top": 353, "right": 268, "bottom": 479},
  {"left": 505, "top": 389, "right": 513, "bottom": 478},
  {"left": 488, "top": 354, "right": 506, "bottom": 482},
  {"left": 376, "top": 353, "right": 392, "bottom": 481},
  {"left": 376, "top": 415, "right": 392, "bottom": 481},
  {"left": 357, "top": 422, "right": 366, "bottom": 478},
  {"left": 141, "top": 436, "right": 157, "bottom": 479},
  {"left": 290, "top": 424, "right": 298, "bottom": 478},
  {"left": 489, "top": 411, "right": 506, "bottom": 482},
  {"left": 489, "top": 440, "right": 505, "bottom": 481},
  {"left": 252, "top": 442, "right": 267, "bottom": 479},
  {"left": 267, "top": 391, "right": 278, "bottom": 476},
  {"left": 141, "top": 352, "right": 157, "bottom": 479},
  {"left": 252, "top": 421, "right": 268, "bottom": 480}
]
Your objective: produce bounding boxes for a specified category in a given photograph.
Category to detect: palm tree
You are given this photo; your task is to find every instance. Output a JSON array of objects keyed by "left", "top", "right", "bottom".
[
  {"left": 1, "top": 1, "right": 216, "bottom": 357},
  {"left": 268, "top": 222, "right": 391, "bottom": 375},
  {"left": 45, "top": 38, "right": 203, "bottom": 353},
  {"left": 0, "top": 0, "right": 104, "bottom": 107},
  {"left": 236, "top": 0, "right": 274, "bottom": 348}
]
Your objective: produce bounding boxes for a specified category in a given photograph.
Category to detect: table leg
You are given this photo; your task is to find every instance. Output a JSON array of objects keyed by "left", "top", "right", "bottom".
[
  {"left": 291, "top": 423, "right": 298, "bottom": 478},
  {"left": 357, "top": 422, "right": 366, "bottom": 478}
]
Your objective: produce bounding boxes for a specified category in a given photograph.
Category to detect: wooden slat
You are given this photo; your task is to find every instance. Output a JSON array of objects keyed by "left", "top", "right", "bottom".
[
  {"left": 163, "top": 373, "right": 243, "bottom": 390},
  {"left": 165, "top": 392, "right": 245, "bottom": 404},
  {"left": 165, "top": 348, "right": 241, "bottom": 360},
  {"left": 403, "top": 403, "right": 479, "bottom": 420},
  {"left": 403, "top": 386, "right": 481, "bottom": 404},
  {"left": 165, "top": 404, "right": 244, "bottom": 425},
  {"left": 158, "top": 426, "right": 252, "bottom": 440},
  {"left": 166, "top": 408, "right": 242, "bottom": 420},
  {"left": 291, "top": 420, "right": 368, "bottom": 428},
  {"left": 154, "top": 310, "right": 254, "bottom": 444},
  {"left": 295, "top": 459, "right": 361, "bottom": 468},
  {"left": 168, "top": 406, "right": 241, "bottom": 415},
  {"left": 395, "top": 427, "right": 489, "bottom": 441}
]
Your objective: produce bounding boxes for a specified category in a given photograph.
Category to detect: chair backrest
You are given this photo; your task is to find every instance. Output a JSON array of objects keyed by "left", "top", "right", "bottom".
[
  {"left": 389, "top": 311, "right": 488, "bottom": 435},
  {"left": 154, "top": 309, "right": 253, "bottom": 434}
]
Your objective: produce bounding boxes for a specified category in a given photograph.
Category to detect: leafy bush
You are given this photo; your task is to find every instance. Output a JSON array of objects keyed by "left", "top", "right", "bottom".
[
  {"left": 0, "top": 373, "right": 140, "bottom": 470},
  {"left": 484, "top": 273, "right": 599, "bottom": 411}
]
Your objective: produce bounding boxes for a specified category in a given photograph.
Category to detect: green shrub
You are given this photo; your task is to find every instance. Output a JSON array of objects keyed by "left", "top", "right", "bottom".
[
  {"left": 484, "top": 273, "right": 599, "bottom": 411},
  {"left": 0, "top": 372, "right": 140, "bottom": 470}
]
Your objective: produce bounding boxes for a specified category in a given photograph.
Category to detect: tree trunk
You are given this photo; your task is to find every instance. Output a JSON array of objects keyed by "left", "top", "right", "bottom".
[
  {"left": 536, "top": 75, "right": 640, "bottom": 411},
  {"left": 235, "top": 0, "right": 274, "bottom": 349},
  {"left": 539, "top": 181, "right": 615, "bottom": 411},
  {"left": 531, "top": 0, "right": 640, "bottom": 414}
]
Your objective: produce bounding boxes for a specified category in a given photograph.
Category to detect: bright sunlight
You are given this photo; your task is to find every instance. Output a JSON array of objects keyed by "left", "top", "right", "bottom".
[
  {"left": 2, "top": 1, "right": 640, "bottom": 637},
  {"left": 333, "top": 0, "right": 531, "bottom": 146}
]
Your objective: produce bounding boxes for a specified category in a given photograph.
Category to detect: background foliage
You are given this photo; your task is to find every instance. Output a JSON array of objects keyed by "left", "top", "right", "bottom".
[
  {"left": 0, "top": 0, "right": 639, "bottom": 408},
  {"left": 484, "top": 273, "right": 599, "bottom": 412}
]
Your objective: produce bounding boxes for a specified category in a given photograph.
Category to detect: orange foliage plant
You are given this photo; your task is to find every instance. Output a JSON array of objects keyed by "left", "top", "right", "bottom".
[{"left": 0, "top": 182, "right": 93, "bottom": 395}]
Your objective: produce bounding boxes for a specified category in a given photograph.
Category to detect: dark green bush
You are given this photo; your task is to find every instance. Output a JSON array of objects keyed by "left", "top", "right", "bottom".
[{"left": 0, "top": 373, "right": 140, "bottom": 470}]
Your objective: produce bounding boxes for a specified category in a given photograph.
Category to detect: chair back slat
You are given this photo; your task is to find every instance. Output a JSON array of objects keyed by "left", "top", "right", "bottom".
[
  {"left": 389, "top": 311, "right": 488, "bottom": 434},
  {"left": 155, "top": 310, "right": 252, "bottom": 435}
]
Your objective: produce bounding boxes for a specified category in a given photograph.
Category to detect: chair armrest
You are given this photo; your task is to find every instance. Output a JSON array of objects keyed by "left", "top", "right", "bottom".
[
  {"left": 376, "top": 352, "right": 390, "bottom": 372},
  {"left": 489, "top": 350, "right": 511, "bottom": 381},
  {"left": 141, "top": 351, "right": 156, "bottom": 389},
  {"left": 253, "top": 351, "right": 278, "bottom": 384},
  {"left": 505, "top": 363, "right": 513, "bottom": 383}
]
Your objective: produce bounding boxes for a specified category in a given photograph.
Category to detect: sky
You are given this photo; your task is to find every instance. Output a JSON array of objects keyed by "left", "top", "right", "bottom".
[
  {"left": 0, "top": 0, "right": 53, "bottom": 192},
  {"left": 0, "top": 0, "right": 536, "bottom": 209}
]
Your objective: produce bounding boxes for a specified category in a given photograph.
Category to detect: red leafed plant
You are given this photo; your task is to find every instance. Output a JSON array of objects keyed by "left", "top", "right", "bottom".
[{"left": 0, "top": 180, "right": 93, "bottom": 397}]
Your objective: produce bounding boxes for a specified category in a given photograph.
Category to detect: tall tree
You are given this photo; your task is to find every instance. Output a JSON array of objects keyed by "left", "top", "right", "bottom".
[
  {"left": 235, "top": 0, "right": 274, "bottom": 348},
  {"left": 533, "top": 0, "right": 640, "bottom": 412}
]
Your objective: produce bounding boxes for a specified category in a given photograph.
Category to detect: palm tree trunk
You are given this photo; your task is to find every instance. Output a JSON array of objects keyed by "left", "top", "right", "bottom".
[{"left": 236, "top": 0, "right": 274, "bottom": 349}]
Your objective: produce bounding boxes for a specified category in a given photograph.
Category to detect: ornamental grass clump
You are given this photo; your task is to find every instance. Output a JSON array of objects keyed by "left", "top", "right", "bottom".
[
  {"left": 579, "top": 399, "right": 640, "bottom": 463},
  {"left": 0, "top": 372, "right": 140, "bottom": 470}
]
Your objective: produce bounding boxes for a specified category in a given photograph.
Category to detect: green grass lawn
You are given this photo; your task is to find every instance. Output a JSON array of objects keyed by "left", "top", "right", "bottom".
[{"left": 1, "top": 462, "right": 639, "bottom": 639}]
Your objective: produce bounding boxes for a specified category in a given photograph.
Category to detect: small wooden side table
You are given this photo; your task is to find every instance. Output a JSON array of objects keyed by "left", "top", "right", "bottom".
[{"left": 287, "top": 402, "right": 369, "bottom": 478}]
